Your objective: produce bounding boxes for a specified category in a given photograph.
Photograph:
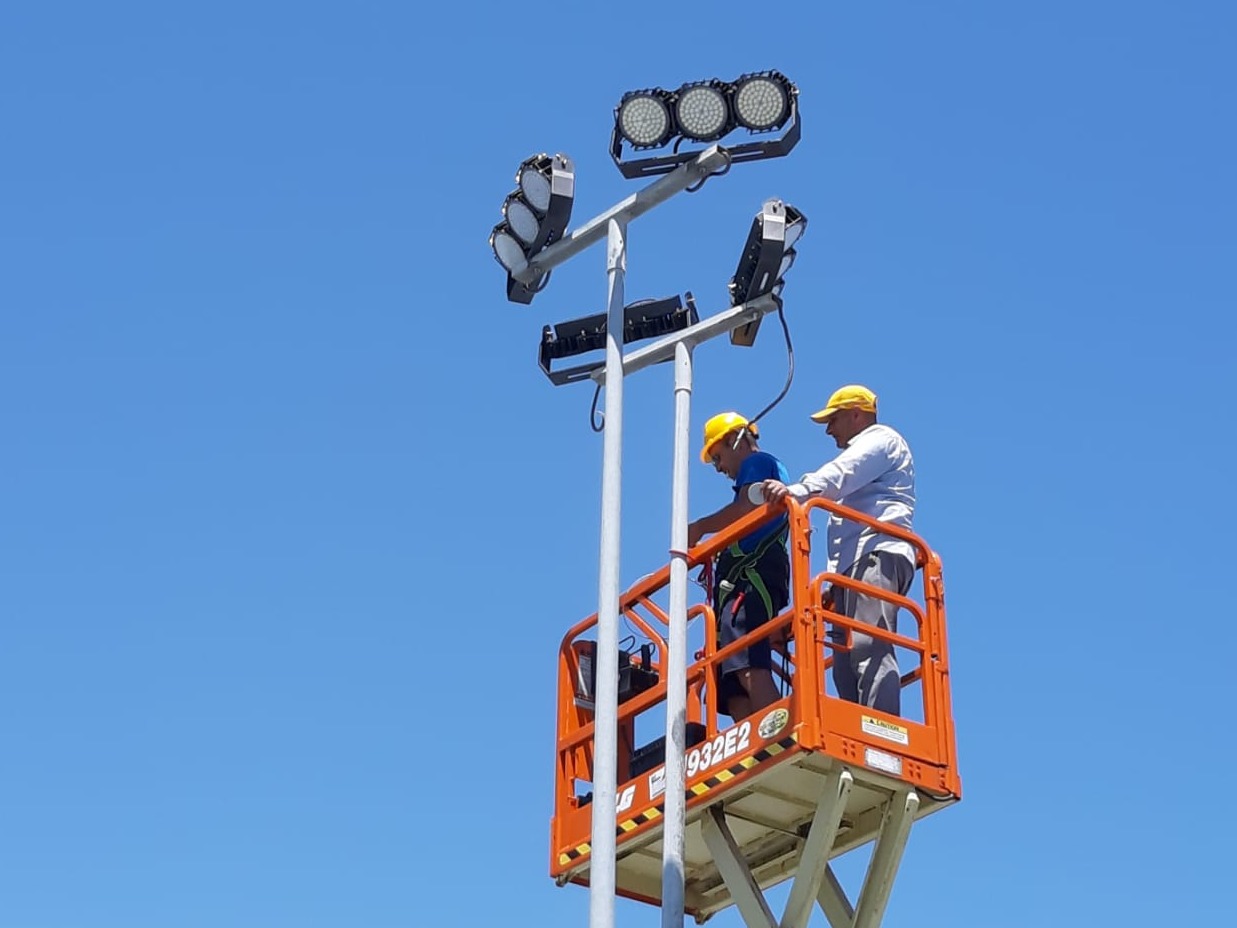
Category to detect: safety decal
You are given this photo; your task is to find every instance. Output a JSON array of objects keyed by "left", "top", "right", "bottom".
[
  {"left": 861, "top": 714, "right": 909, "bottom": 746},
  {"left": 648, "top": 767, "right": 666, "bottom": 800},
  {"left": 557, "top": 733, "right": 798, "bottom": 866},
  {"left": 758, "top": 707, "right": 790, "bottom": 739}
]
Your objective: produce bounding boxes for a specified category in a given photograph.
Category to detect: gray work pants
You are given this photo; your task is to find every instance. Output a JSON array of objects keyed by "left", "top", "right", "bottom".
[{"left": 830, "top": 550, "right": 915, "bottom": 716}]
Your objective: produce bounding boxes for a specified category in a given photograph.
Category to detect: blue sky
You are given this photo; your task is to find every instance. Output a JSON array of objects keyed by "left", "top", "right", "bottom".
[{"left": 3, "top": 2, "right": 1234, "bottom": 926}]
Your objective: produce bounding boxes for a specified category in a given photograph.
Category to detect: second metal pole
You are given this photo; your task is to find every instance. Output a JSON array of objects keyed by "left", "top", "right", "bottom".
[
  {"left": 589, "top": 217, "right": 627, "bottom": 928},
  {"left": 661, "top": 340, "right": 693, "bottom": 926}
]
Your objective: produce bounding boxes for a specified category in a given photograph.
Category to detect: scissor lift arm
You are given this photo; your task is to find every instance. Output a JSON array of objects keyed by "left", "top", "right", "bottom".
[{"left": 704, "top": 768, "right": 917, "bottom": 928}]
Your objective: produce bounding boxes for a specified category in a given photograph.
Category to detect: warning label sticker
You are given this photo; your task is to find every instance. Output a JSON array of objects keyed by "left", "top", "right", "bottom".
[{"left": 861, "top": 715, "right": 909, "bottom": 746}]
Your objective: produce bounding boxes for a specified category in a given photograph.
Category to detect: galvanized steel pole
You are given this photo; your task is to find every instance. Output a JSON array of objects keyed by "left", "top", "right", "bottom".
[
  {"left": 661, "top": 339, "right": 693, "bottom": 927},
  {"left": 589, "top": 216, "right": 627, "bottom": 928},
  {"left": 504, "top": 147, "right": 749, "bottom": 928}
]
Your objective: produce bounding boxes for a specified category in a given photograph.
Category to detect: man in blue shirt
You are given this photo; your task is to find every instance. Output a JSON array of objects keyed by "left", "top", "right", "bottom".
[{"left": 688, "top": 412, "right": 790, "bottom": 721}]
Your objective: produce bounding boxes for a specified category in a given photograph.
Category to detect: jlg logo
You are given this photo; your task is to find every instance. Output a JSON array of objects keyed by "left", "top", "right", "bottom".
[{"left": 616, "top": 784, "right": 636, "bottom": 813}]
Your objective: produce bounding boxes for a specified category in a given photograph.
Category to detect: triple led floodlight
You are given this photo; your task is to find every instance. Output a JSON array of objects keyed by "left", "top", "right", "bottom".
[
  {"left": 612, "top": 71, "right": 800, "bottom": 178},
  {"left": 489, "top": 153, "right": 575, "bottom": 304}
]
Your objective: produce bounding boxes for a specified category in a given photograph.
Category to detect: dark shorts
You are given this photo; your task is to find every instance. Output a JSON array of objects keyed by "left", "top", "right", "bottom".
[{"left": 715, "top": 544, "right": 790, "bottom": 697}]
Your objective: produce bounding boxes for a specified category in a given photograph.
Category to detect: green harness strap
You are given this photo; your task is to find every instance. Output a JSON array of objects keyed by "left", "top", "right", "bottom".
[{"left": 716, "top": 524, "right": 788, "bottom": 617}]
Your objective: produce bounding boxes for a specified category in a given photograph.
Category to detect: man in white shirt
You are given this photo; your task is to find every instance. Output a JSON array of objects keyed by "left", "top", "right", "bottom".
[{"left": 759, "top": 385, "right": 916, "bottom": 716}]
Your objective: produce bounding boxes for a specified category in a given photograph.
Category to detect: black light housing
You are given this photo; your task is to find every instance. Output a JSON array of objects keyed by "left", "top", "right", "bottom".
[
  {"left": 538, "top": 294, "right": 700, "bottom": 386},
  {"left": 610, "top": 71, "right": 800, "bottom": 179},
  {"left": 489, "top": 153, "right": 575, "bottom": 304},
  {"left": 727, "top": 199, "right": 808, "bottom": 347}
]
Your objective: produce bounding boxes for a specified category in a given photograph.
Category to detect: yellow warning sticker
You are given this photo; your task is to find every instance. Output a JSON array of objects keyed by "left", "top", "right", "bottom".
[{"left": 861, "top": 714, "right": 909, "bottom": 746}]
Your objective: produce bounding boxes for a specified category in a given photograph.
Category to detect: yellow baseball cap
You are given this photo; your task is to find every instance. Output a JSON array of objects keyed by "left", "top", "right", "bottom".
[{"left": 809, "top": 384, "right": 877, "bottom": 422}]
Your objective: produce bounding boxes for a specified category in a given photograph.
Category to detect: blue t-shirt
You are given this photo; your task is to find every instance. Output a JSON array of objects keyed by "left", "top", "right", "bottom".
[{"left": 732, "top": 451, "right": 790, "bottom": 553}]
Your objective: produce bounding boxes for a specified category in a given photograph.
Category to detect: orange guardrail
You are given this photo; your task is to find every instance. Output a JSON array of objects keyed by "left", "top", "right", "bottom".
[{"left": 550, "top": 496, "right": 960, "bottom": 879}]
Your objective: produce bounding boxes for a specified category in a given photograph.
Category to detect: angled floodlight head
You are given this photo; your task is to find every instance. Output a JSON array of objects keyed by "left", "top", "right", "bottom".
[
  {"left": 610, "top": 71, "right": 800, "bottom": 179},
  {"left": 727, "top": 198, "right": 808, "bottom": 347},
  {"left": 489, "top": 153, "right": 575, "bottom": 304},
  {"left": 538, "top": 294, "right": 699, "bottom": 386}
]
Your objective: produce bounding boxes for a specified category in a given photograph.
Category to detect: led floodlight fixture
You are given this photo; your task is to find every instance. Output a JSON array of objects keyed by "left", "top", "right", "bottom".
[
  {"left": 616, "top": 89, "right": 676, "bottom": 149},
  {"left": 610, "top": 70, "right": 800, "bottom": 178},
  {"left": 674, "top": 80, "right": 731, "bottom": 141},
  {"left": 727, "top": 198, "right": 807, "bottom": 346},
  {"left": 733, "top": 71, "right": 794, "bottom": 130},
  {"left": 489, "top": 153, "right": 575, "bottom": 304},
  {"left": 538, "top": 294, "right": 699, "bottom": 386}
]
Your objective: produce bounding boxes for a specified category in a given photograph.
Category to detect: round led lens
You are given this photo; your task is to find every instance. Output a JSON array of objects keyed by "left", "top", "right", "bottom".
[
  {"left": 734, "top": 76, "right": 789, "bottom": 130},
  {"left": 619, "top": 94, "right": 671, "bottom": 147},
  {"left": 505, "top": 198, "right": 540, "bottom": 246},
  {"left": 491, "top": 227, "right": 526, "bottom": 272},
  {"left": 519, "top": 166, "right": 552, "bottom": 213},
  {"left": 675, "top": 85, "right": 729, "bottom": 140}
]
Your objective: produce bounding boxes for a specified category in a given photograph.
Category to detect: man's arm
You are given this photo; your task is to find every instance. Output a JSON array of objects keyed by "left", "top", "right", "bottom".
[
  {"left": 763, "top": 429, "right": 898, "bottom": 503},
  {"left": 688, "top": 494, "right": 757, "bottom": 548}
]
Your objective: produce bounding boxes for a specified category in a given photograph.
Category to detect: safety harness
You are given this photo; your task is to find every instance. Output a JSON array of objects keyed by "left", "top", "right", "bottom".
[{"left": 714, "top": 522, "right": 789, "bottom": 620}]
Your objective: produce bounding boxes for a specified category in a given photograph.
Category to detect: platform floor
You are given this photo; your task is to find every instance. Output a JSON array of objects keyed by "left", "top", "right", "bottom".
[{"left": 562, "top": 748, "right": 956, "bottom": 920}]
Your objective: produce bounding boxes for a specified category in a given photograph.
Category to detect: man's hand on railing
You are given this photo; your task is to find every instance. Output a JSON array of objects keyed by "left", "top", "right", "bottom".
[{"left": 760, "top": 479, "right": 791, "bottom": 503}]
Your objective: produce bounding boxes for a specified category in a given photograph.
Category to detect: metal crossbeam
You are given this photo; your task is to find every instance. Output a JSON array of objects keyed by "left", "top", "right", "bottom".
[
  {"left": 510, "top": 147, "right": 730, "bottom": 283},
  {"left": 702, "top": 805, "right": 777, "bottom": 928},
  {"left": 590, "top": 295, "right": 779, "bottom": 386},
  {"left": 816, "top": 866, "right": 855, "bottom": 928}
]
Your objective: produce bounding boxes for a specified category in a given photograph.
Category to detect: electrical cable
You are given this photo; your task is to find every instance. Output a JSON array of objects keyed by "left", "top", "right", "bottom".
[
  {"left": 687, "top": 148, "right": 733, "bottom": 193},
  {"left": 725, "top": 300, "right": 796, "bottom": 453},
  {"left": 621, "top": 614, "right": 657, "bottom": 660},
  {"left": 527, "top": 269, "right": 552, "bottom": 294},
  {"left": 587, "top": 297, "right": 666, "bottom": 433},
  {"left": 589, "top": 383, "right": 605, "bottom": 432},
  {"left": 747, "top": 300, "right": 795, "bottom": 430}
]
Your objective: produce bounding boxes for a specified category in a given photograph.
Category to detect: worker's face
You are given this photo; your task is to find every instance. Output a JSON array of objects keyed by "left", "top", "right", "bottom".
[
  {"left": 824, "top": 408, "right": 864, "bottom": 448},
  {"left": 709, "top": 434, "right": 744, "bottom": 480}
]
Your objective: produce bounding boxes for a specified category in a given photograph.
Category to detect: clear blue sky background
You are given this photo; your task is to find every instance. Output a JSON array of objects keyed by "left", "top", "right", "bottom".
[{"left": 3, "top": 2, "right": 1234, "bottom": 927}]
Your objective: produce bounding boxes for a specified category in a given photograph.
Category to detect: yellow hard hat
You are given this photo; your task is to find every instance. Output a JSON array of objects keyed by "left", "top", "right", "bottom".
[
  {"left": 809, "top": 384, "right": 877, "bottom": 423},
  {"left": 700, "top": 412, "right": 759, "bottom": 463}
]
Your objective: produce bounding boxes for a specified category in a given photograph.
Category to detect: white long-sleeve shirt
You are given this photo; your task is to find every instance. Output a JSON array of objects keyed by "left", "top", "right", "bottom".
[{"left": 786, "top": 423, "right": 916, "bottom": 574}]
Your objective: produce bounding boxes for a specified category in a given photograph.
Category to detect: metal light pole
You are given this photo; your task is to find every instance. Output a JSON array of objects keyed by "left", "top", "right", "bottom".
[
  {"left": 588, "top": 216, "right": 627, "bottom": 926},
  {"left": 662, "top": 339, "right": 692, "bottom": 926},
  {"left": 590, "top": 293, "right": 780, "bottom": 927},
  {"left": 494, "top": 71, "right": 804, "bottom": 928},
  {"left": 509, "top": 148, "right": 729, "bottom": 928}
]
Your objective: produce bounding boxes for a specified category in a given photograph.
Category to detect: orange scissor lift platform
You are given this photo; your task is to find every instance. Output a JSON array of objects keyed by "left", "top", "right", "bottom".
[{"left": 551, "top": 498, "right": 961, "bottom": 928}]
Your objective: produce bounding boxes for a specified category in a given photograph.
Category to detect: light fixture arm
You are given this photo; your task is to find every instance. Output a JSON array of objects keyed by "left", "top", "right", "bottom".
[
  {"left": 509, "top": 146, "right": 731, "bottom": 285},
  {"left": 588, "top": 294, "right": 780, "bottom": 387}
]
